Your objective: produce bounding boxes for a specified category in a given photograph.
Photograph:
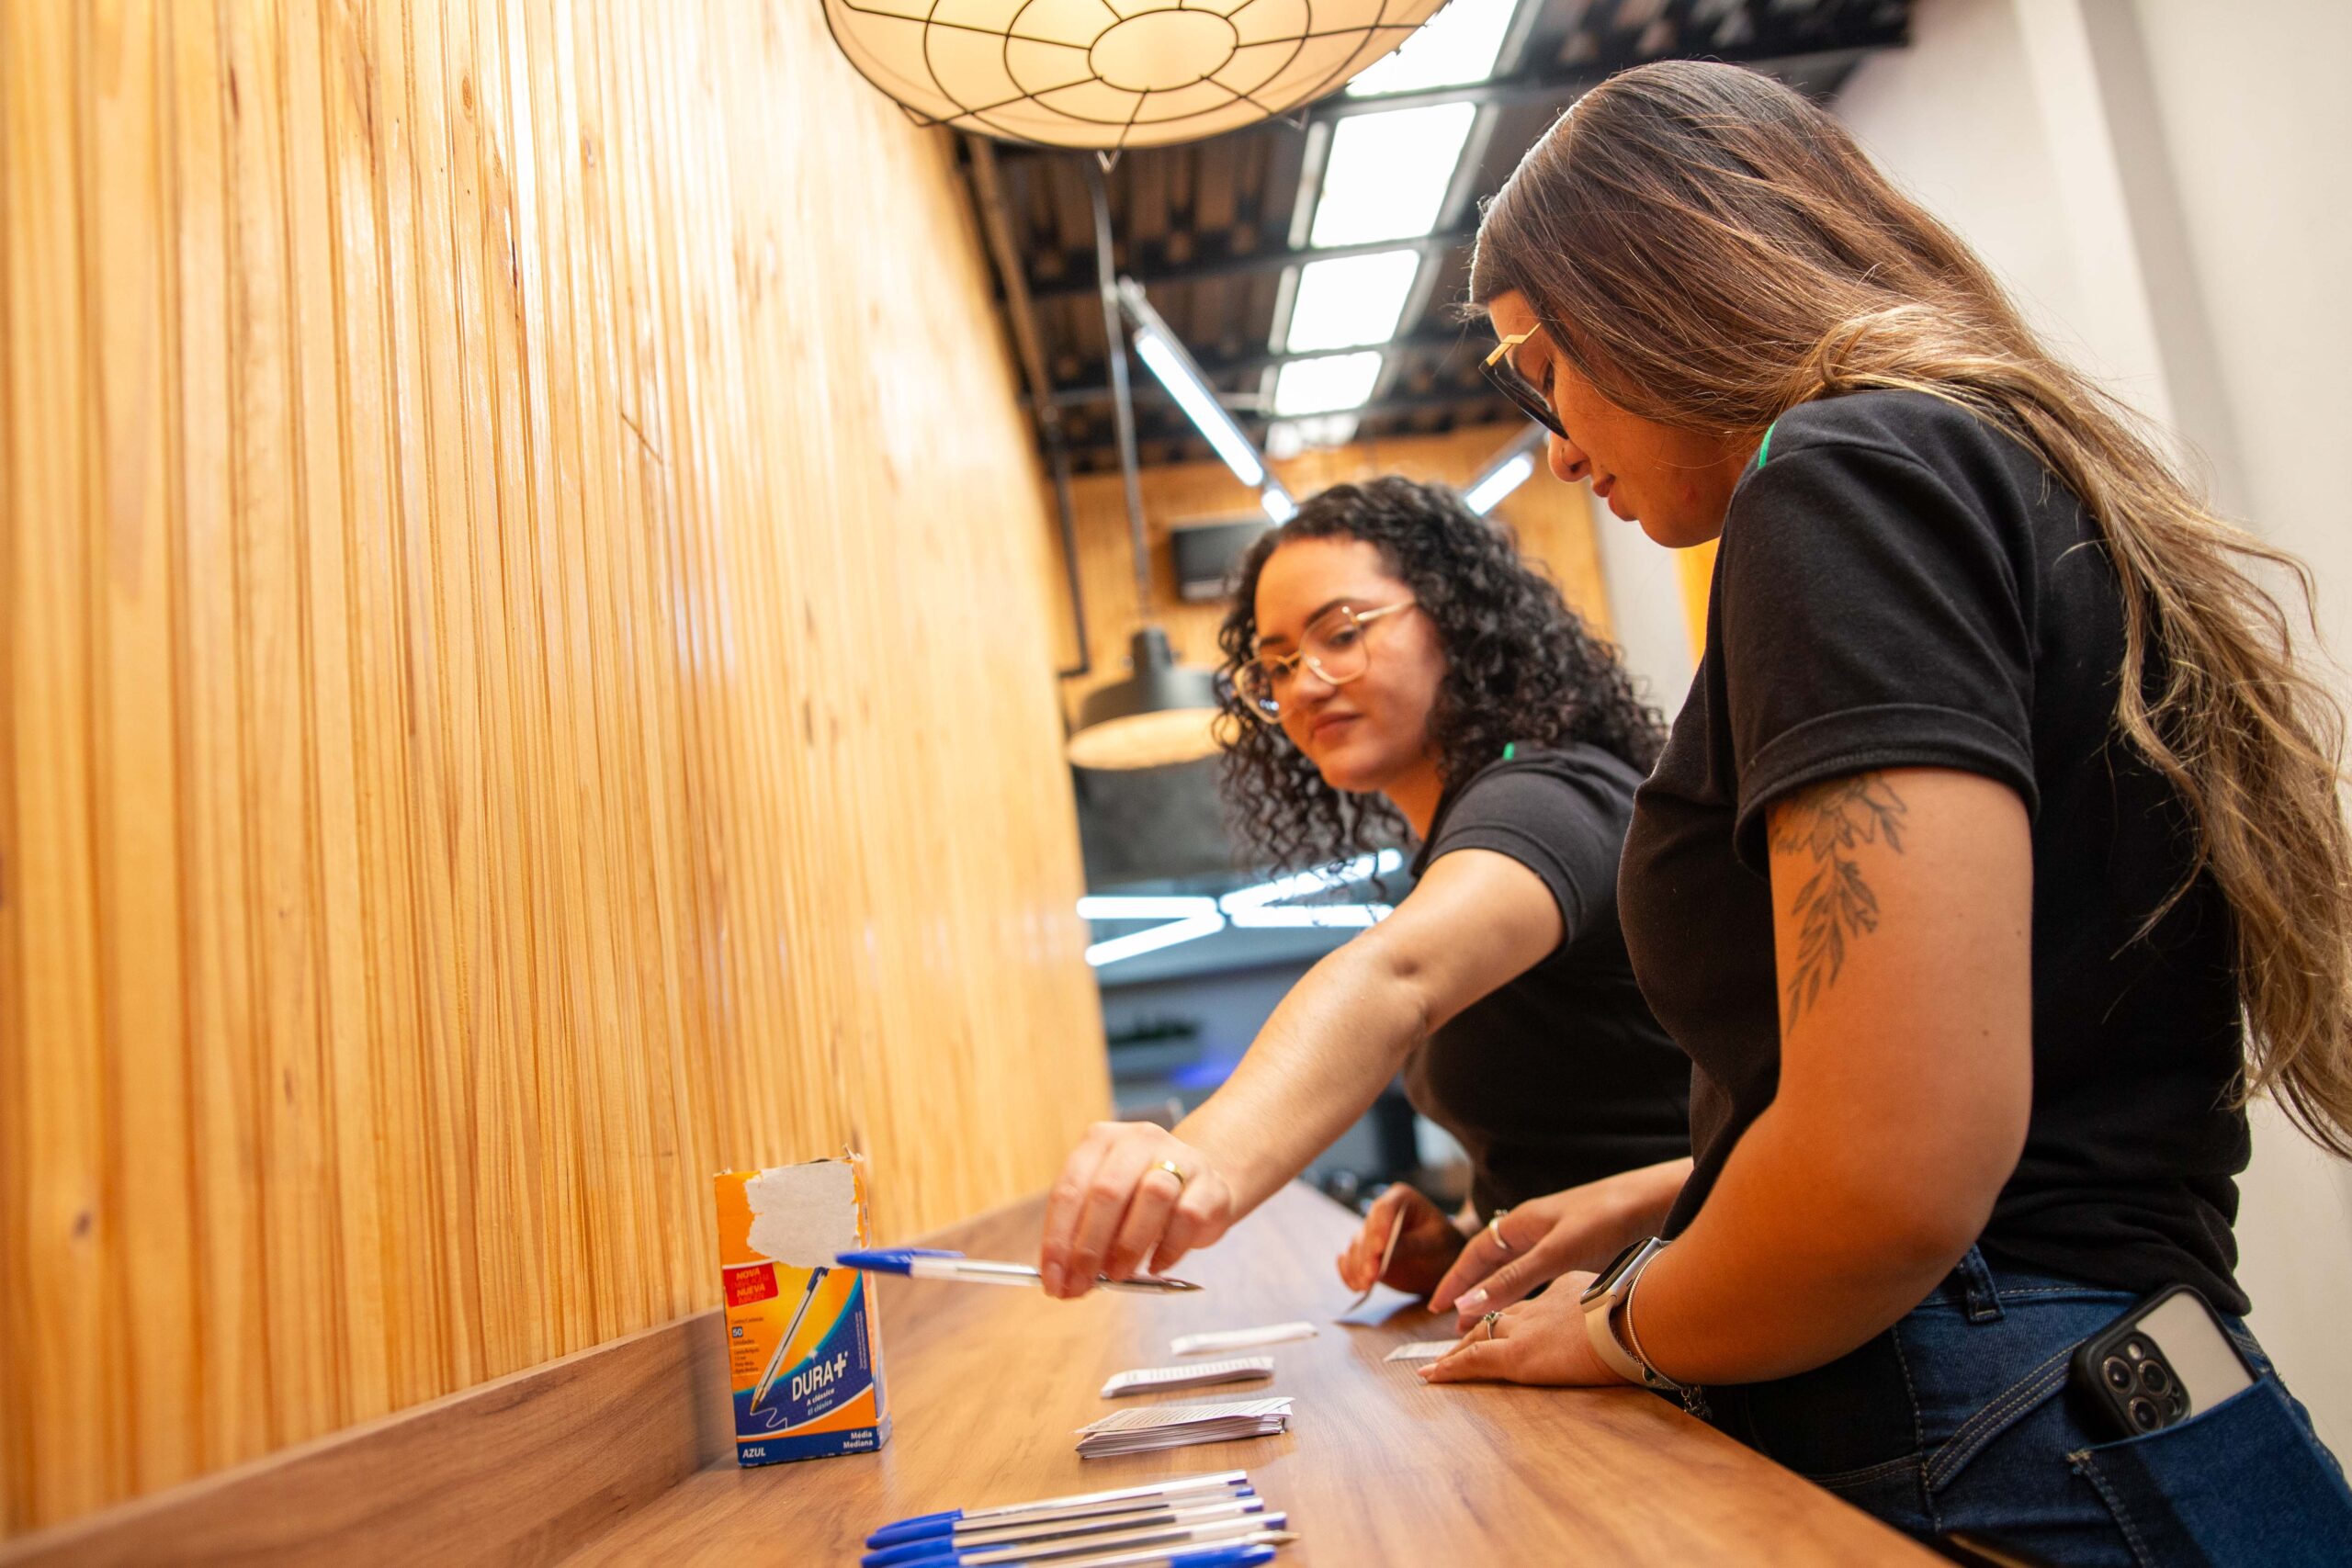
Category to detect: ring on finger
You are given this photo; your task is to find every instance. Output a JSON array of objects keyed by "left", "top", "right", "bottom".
[
  {"left": 1152, "top": 1159, "right": 1190, "bottom": 1192},
  {"left": 1483, "top": 1310, "right": 1503, "bottom": 1341},
  {"left": 1486, "top": 1208, "right": 1513, "bottom": 1254}
]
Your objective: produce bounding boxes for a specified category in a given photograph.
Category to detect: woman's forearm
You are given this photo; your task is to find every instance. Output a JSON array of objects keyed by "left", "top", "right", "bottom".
[{"left": 1176, "top": 932, "right": 1430, "bottom": 1214}]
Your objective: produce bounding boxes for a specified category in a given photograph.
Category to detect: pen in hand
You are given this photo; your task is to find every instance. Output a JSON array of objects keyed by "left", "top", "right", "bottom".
[{"left": 837, "top": 1248, "right": 1202, "bottom": 1294}]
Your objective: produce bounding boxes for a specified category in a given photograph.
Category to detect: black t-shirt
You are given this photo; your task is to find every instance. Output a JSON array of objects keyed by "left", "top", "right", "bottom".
[
  {"left": 1405, "top": 743, "right": 1693, "bottom": 1218},
  {"left": 1621, "top": 389, "right": 2251, "bottom": 1313}
]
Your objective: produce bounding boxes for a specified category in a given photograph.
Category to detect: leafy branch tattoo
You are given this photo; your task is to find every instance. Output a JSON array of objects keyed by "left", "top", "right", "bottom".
[{"left": 1773, "top": 773, "right": 1908, "bottom": 1032}]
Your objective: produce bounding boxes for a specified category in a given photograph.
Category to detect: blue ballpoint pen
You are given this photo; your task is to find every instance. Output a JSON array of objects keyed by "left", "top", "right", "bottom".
[
  {"left": 866, "top": 1472, "right": 1250, "bottom": 1549},
  {"left": 1007, "top": 1545, "right": 1276, "bottom": 1568},
  {"left": 837, "top": 1247, "right": 1201, "bottom": 1293},
  {"left": 882, "top": 1511, "right": 1285, "bottom": 1567},
  {"left": 1008, "top": 1543, "right": 1276, "bottom": 1568},
  {"left": 861, "top": 1498, "right": 1264, "bottom": 1568}
]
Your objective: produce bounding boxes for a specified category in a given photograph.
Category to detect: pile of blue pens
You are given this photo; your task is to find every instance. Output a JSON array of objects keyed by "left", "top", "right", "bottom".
[{"left": 861, "top": 1471, "right": 1295, "bottom": 1568}]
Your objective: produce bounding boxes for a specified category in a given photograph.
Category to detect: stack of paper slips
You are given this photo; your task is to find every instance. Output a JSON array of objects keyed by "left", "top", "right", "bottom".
[
  {"left": 1075, "top": 1397, "right": 1295, "bottom": 1458},
  {"left": 1100, "top": 1356, "right": 1275, "bottom": 1398}
]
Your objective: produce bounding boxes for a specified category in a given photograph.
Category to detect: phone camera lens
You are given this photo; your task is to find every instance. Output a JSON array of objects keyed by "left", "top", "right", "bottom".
[
  {"left": 2129, "top": 1396, "right": 2163, "bottom": 1431},
  {"left": 2139, "top": 1361, "right": 2172, "bottom": 1396},
  {"left": 2168, "top": 1392, "right": 2190, "bottom": 1419},
  {"left": 2102, "top": 1356, "right": 2135, "bottom": 1393}
]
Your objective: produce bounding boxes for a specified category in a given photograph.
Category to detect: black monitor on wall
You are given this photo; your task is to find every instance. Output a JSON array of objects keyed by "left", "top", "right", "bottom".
[{"left": 1170, "top": 518, "right": 1272, "bottom": 604}]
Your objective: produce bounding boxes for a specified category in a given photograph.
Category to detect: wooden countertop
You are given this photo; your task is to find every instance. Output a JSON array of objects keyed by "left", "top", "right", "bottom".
[{"left": 557, "top": 1184, "right": 1939, "bottom": 1566}]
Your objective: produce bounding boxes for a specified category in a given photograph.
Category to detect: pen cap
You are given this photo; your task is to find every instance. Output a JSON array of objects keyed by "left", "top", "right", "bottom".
[
  {"left": 866, "top": 1511, "right": 963, "bottom": 1549},
  {"left": 1168, "top": 1549, "right": 1276, "bottom": 1568}
]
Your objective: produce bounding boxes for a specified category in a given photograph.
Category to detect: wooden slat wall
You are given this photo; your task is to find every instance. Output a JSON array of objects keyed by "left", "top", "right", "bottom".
[
  {"left": 0, "top": 0, "right": 1107, "bottom": 1536},
  {"left": 1050, "top": 424, "right": 1616, "bottom": 724}
]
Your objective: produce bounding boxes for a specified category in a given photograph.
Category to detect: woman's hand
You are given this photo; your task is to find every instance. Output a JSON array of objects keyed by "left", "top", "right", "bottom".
[
  {"left": 1419, "top": 1270, "right": 1628, "bottom": 1387},
  {"left": 1039, "top": 1122, "right": 1236, "bottom": 1298},
  {"left": 1429, "top": 1158, "right": 1690, "bottom": 1330},
  {"left": 1336, "top": 1184, "right": 1468, "bottom": 1299}
]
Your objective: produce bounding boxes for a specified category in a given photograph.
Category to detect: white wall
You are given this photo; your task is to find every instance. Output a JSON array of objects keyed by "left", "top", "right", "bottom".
[
  {"left": 1838, "top": 0, "right": 2352, "bottom": 1450},
  {"left": 2128, "top": 0, "right": 2352, "bottom": 1456},
  {"left": 1589, "top": 488, "right": 1698, "bottom": 719}
]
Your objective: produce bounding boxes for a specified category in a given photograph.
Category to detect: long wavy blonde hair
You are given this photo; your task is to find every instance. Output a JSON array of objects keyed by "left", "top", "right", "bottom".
[{"left": 1471, "top": 60, "right": 2352, "bottom": 1157}]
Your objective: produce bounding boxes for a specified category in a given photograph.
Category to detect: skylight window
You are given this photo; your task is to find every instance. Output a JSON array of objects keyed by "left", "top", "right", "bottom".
[
  {"left": 1346, "top": 0, "right": 1521, "bottom": 96},
  {"left": 1272, "top": 352, "right": 1385, "bottom": 417},
  {"left": 1284, "top": 249, "right": 1422, "bottom": 354},
  {"left": 1308, "top": 103, "right": 1477, "bottom": 247}
]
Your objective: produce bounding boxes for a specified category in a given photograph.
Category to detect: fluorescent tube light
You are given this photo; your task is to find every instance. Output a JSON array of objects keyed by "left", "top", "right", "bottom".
[
  {"left": 1284, "top": 249, "right": 1421, "bottom": 354},
  {"left": 1463, "top": 425, "right": 1548, "bottom": 515},
  {"left": 1272, "top": 352, "right": 1384, "bottom": 417},
  {"left": 1133, "top": 327, "right": 1265, "bottom": 488},
  {"left": 1261, "top": 489, "right": 1297, "bottom": 524},
  {"left": 1464, "top": 450, "right": 1536, "bottom": 514},
  {"left": 1226, "top": 903, "right": 1392, "bottom": 929},
  {"left": 1309, "top": 103, "right": 1476, "bottom": 247},
  {"left": 1347, "top": 0, "right": 1521, "bottom": 96},
  {"left": 1079, "top": 896, "right": 1223, "bottom": 920},
  {"left": 1221, "top": 850, "right": 1404, "bottom": 912},
  {"left": 1085, "top": 913, "right": 1227, "bottom": 967}
]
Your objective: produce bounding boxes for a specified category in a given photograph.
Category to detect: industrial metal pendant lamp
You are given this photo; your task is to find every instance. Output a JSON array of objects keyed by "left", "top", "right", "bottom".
[
  {"left": 821, "top": 0, "right": 1449, "bottom": 151},
  {"left": 1064, "top": 163, "right": 1236, "bottom": 771},
  {"left": 1068, "top": 626, "right": 1228, "bottom": 770}
]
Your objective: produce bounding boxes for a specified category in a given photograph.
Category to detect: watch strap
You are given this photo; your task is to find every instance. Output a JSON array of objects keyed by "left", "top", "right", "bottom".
[{"left": 1582, "top": 1292, "right": 1653, "bottom": 1385}]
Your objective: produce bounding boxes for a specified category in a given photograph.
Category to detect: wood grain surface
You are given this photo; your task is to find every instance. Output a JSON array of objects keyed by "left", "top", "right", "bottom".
[
  {"left": 0, "top": 1309, "right": 730, "bottom": 1568},
  {"left": 559, "top": 1186, "right": 1943, "bottom": 1567},
  {"left": 0, "top": 0, "right": 1108, "bottom": 1534}
]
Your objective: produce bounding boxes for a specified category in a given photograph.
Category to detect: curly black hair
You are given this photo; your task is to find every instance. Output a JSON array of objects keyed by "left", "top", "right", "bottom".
[{"left": 1217, "top": 475, "right": 1665, "bottom": 873}]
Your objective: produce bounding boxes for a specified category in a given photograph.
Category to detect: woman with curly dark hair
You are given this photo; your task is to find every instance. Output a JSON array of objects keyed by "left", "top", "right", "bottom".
[{"left": 1035, "top": 475, "right": 1694, "bottom": 1321}]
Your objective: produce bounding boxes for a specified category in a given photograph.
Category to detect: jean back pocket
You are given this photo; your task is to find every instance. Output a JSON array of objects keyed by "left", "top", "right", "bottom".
[{"left": 2069, "top": 1373, "right": 2352, "bottom": 1568}]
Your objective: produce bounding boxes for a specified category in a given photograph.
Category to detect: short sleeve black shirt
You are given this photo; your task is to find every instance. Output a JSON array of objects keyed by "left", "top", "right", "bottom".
[
  {"left": 1620, "top": 389, "right": 2251, "bottom": 1313},
  {"left": 1406, "top": 743, "right": 1692, "bottom": 1219}
]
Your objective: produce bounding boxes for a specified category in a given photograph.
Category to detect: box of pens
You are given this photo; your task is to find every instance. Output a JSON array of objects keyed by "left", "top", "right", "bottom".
[{"left": 712, "top": 1155, "right": 891, "bottom": 1466}]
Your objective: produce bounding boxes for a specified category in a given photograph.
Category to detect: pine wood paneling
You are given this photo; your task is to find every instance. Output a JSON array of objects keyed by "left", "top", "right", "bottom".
[
  {"left": 0, "top": 0, "right": 1108, "bottom": 1535},
  {"left": 1051, "top": 424, "right": 1616, "bottom": 725}
]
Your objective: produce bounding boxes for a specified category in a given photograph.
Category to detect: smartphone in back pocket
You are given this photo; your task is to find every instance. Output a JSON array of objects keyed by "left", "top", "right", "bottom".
[{"left": 2069, "top": 1283, "right": 2256, "bottom": 1440}]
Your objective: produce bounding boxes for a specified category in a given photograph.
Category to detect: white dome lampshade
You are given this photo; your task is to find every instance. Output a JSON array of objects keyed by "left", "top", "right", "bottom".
[{"left": 821, "top": 0, "right": 1452, "bottom": 150}]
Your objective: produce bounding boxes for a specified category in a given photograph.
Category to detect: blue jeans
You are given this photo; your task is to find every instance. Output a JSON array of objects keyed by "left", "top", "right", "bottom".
[{"left": 1698, "top": 1249, "right": 2352, "bottom": 1565}]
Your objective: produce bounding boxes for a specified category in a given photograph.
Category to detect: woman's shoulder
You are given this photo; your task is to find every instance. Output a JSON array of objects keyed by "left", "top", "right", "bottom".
[
  {"left": 1762, "top": 388, "right": 2021, "bottom": 470},
  {"left": 1727, "top": 388, "right": 2053, "bottom": 558},
  {"left": 1446, "top": 743, "right": 1644, "bottom": 827}
]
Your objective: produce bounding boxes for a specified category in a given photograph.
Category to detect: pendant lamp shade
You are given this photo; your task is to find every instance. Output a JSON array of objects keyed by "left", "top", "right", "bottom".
[
  {"left": 821, "top": 0, "right": 1451, "bottom": 150},
  {"left": 1069, "top": 627, "right": 1230, "bottom": 770}
]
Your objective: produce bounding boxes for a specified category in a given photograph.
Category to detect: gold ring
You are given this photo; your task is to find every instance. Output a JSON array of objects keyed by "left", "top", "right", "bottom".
[
  {"left": 1487, "top": 1209, "right": 1513, "bottom": 1254},
  {"left": 1153, "top": 1159, "right": 1190, "bottom": 1192},
  {"left": 1483, "top": 1310, "right": 1503, "bottom": 1341}
]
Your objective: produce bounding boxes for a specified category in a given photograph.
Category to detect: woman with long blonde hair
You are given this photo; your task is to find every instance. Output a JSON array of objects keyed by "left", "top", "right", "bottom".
[{"left": 1420, "top": 59, "right": 2352, "bottom": 1562}]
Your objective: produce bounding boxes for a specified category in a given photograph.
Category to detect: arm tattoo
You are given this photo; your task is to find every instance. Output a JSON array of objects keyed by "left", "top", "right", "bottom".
[{"left": 1772, "top": 773, "right": 1907, "bottom": 1032}]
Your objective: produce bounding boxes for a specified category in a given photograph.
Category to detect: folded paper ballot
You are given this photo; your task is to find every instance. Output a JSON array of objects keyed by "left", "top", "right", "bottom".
[
  {"left": 1384, "top": 1340, "right": 1454, "bottom": 1362},
  {"left": 1169, "top": 1322, "right": 1317, "bottom": 1356},
  {"left": 1075, "top": 1398, "right": 1295, "bottom": 1458},
  {"left": 1101, "top": 1357, "right": 1276, "bottom": 1399}
]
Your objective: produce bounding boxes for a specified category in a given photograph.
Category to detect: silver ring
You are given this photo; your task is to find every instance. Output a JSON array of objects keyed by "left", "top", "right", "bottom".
[
  {"left": 1486, "top": 1209, "right": 1513, "bottom": 1254},
  {"left": 1482, "top": 1310, "right": 1503, "bottom": 1341}
]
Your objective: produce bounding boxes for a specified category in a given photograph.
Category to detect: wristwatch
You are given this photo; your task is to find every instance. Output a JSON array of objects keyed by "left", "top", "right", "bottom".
[{"left": 1579, "top": 1236, "right": 1683, "bottom": 1392}]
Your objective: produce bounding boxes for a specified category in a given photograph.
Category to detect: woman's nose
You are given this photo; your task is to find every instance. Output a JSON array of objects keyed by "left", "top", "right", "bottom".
[
  {"left": 1548, "top": 433, "right": 1591, "bottom": 485},
  {"left": 1291, "top": 660, "right": 1340, "bottom": 704}
]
